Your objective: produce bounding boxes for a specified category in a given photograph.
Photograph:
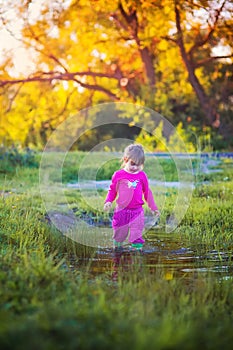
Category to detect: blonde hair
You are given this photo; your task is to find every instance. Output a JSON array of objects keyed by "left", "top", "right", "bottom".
[{"left": 121, "top": 144, "right": 145, "bottom": 167}]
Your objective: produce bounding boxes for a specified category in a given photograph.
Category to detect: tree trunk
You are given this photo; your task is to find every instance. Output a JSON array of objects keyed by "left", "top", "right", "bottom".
[
  {"left": 174, "top": 1, "right": 217, "bottom": 125},
  {"left": 118, "top": 1, "right": 156, "bottom": 89}
]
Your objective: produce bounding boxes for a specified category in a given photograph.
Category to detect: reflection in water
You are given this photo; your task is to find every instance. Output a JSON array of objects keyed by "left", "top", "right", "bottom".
[
  {"left": 81, "top": 231, "right": 233, "bottom": 283},
  {"left": 112, "top": 248, "right": 144, "bottom": 282}
]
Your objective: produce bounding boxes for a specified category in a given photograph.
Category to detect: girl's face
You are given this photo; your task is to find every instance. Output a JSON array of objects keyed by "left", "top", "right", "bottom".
[{"left": 124, "top": 158, "right": 142, "bottom": 174}]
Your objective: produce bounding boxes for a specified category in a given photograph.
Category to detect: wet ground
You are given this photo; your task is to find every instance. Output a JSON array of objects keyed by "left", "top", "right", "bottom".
[
  {"left": 67, "top": 230, "right": 233, "bottom": 282},
  {"left": 62, "top": 155, "right": 233, "bottom": 281}
]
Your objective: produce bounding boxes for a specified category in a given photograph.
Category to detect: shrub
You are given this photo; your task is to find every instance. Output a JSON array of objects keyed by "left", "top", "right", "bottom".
[{"left": 0, "top": 147, "right": 39, "bottom": 174}]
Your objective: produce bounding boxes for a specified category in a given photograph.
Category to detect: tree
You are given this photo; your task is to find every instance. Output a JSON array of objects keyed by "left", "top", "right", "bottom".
[
  {"left": 0, "top": 0, "right": 232, "bottom": 148},
  {"left": 170, "top": 0, "right": 233, "bottom": 129}
]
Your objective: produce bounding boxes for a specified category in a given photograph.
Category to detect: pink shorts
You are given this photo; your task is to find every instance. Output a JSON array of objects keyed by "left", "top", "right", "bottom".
[{"left": 112, "top": 207, "right": 145, "bottom": 244}]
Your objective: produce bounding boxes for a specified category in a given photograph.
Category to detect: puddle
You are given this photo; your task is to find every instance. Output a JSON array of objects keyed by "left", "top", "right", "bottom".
[
  {"left": 47, "top": 209, "right": 232, "bottom": 282},
  {"left": 68, "top": 232, "right": 233, "bottom": 282},
  {"left": 62, "top": 155, "right": 233, "bottom": 280}
]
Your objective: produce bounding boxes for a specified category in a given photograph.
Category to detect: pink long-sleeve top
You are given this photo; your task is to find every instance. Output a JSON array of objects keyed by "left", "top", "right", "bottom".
[{"left": 105, "top": 169, "right": 158, "bottom": 211}]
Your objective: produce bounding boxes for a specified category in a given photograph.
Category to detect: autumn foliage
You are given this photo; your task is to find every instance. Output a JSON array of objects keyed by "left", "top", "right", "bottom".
[{"left": 0, "top": 0, "right": 232, "bottom": 149}]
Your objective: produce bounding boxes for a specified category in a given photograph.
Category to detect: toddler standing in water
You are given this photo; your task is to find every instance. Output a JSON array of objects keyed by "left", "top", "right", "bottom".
[{"left": 104, "top": 144, "right": 159, "bottom": 251}]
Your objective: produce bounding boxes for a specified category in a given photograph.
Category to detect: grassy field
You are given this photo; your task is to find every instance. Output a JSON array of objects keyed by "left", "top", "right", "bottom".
[{"left": 0, "top": 150, "right": 233, "bottom": 349}]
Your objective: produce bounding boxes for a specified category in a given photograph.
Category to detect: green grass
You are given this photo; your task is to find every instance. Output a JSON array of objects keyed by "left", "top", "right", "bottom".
[
  {"left": 60, "top": 151, "right": 194, "bottom": 183},
  {"left": 0, "top": 151, "right": 233, "bottom": 349}
]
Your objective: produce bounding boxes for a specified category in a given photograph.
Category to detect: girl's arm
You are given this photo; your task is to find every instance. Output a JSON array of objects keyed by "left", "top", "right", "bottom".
[
  {"left": 143, "top": 173, "right": 159, "bottom": 212},
  {"left": 104, "top": 172, "right": 118, "bottom": 209}
]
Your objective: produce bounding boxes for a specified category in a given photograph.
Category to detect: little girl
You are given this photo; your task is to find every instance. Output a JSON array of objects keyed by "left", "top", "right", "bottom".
[{"left": 104, "top": 144, "right": 159, "bottom": 251}]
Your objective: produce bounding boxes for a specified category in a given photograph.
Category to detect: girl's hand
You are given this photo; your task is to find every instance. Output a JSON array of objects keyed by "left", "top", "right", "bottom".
[
  {"left": 151, "top": 210, "right": 160, "bottom": 216},
  {"left": 104, "top": 202, "right": 112, "bottom": 212}
]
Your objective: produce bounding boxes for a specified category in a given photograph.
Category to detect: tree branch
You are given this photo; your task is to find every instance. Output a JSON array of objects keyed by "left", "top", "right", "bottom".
[
  {"left": 56, "top": 88, "right": 77, "bottom": 117},
  {"left": 109, "top": 13, "right": 129, "bottom": 32},
  {"left": 0, "top": 68, "right": 128, "bottom": 86},
  {"left": 188, "top": 0, "right": 227, "bottom": 56},
  {"left": 0, "top": 70, "right": 121, "bottom": 100},
  {"left": 73, "top": 78, "right": 119, "bottom": 100},
  {"left": 161, "top": 35, "right": 177, "bottom": 44},
  {"left": 194, "top": 54, "right": 233, "bottom": 68},
  {"left": 6, "top": 84, "right": 24, "bottom": 113}
]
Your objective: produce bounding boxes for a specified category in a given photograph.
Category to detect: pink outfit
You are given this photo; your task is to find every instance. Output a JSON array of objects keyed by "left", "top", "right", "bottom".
[
  {"left": 112, "top": 207, "right": 145, "bottom": 243},
  {"left": 105, "top": 169, "right": 158, "bottom": 244}
]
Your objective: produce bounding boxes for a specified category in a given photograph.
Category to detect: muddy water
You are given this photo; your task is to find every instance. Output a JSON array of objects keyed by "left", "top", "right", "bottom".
[
  {"left": 71, "top": 231, "right": 233, "bottom": 282},
  {"left": 65, "top": 155, "right": 233, "bottom": 281}
]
